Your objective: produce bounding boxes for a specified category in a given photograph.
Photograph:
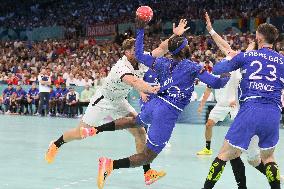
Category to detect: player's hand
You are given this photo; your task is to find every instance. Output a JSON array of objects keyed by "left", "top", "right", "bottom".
[
  {"left": 173, "top": 19, "right": 190, "bottom": 36},
  {"left": 140, "top": 92, "right": 150, "bottom": 102},
  {"left": 205, "top": 12, "right": 213, "bottom": 32},
  {"left": 229, "top": 101, "right": 237, "bottom": 108},
  {"left": 197, "top": 105, "right": 203, "bottom": 116},
  {"left": 246, "top": 41, "right": 256, "bottom": 51},
  {"left": 135, "top": 17, "right": 149, "bottom": 29},
  {"left": 147, "top": 85, "right": 160, "bottom": 94}
]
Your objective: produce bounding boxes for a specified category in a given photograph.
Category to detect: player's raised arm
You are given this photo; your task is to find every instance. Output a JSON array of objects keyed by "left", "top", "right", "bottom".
[
  {"left": 197, "top": 69, "right": 230, "bottom": 89},
  {"left": 135, "top": 19, "right": 156, "bottom": 68},
  {"left": 151, "top": 19, "right": 190, "bottom": 57},
  {"left": 205, "top": 12, "right": 234, "bottom": 56},
  {"left": 212, "top": 52, "right": 244, "bottom": 75}
]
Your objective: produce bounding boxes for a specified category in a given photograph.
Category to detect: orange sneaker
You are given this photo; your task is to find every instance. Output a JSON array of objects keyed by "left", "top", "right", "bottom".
[
  {"left": 144, "top": 169, "right": 166, "bottom": 185},
  {"left": 45, "top": 141, "right": 59, "bottom": 164},
  {"left": 97, "top": 157, "right": 113, "bottom": 189},
  {"left": 80, "top": 127, "right": 97, "bottom": 139}
]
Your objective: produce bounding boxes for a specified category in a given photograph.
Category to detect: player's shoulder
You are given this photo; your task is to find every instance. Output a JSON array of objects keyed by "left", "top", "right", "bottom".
[{"left": 183, "top": 59, "right": 202, "bottom": 71}]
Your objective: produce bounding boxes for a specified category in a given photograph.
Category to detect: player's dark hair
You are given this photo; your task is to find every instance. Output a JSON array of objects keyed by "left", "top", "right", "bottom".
[
  {"left": 169, "top": 36, "right": 191, "bottom": 60},
  {"left": 257, "top": 23, "right": 279, "bottom": 44},
  {"left": 122, "top": 38, "right": 135, "bottom": 51}
]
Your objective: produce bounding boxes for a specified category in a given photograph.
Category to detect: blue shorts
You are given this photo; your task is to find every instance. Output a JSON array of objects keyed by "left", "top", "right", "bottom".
[
  {"left": 225, "top": 101, "right": 280, "bottom": 150},
  {"left": 136, "top": 98, "right": 180, "bottom": 154}
]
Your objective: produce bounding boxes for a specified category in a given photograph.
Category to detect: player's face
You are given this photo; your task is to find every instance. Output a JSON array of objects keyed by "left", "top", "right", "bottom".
[{"left": 125, "top": 47, "right": 138, "bottom": 64}]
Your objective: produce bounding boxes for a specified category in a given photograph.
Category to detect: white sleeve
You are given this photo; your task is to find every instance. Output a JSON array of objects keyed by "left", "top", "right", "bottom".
[
  {"left": 38, "top": 75, "right": 42, "bottom": 82},
  {"left": 116, "top": 65, "right": 133, "bottom": 81}
]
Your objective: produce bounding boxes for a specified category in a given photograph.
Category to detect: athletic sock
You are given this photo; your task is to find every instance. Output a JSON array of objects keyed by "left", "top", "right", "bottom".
[
  {"left": 230, "top": 157, "right": 247, "bottom": 189},
  {"left": 143, "top": 164, "right": 151, "bottom": 173},
  {"left": 206, "top": 141, "right": 211, "bottom": 150},
  {"left": 203, "top": 157, "right": 227, "bottom": 189},
  {"left": 113, "top": 158, "right": 130, "bottom": 169},
  {"left": 255, "top": 161, "right": 266, "bottom": 175},
  {"left": 95, "top": 121, "right": 115, "bottom": 134},
  {"left": 265, "top": 162, "right": 280, "bottom": 189},
  {"left": 54, "top": 135, "right": 66, "bottom": 148}
]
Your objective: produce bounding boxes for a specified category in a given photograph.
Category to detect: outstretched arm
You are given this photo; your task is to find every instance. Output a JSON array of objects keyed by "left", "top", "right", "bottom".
[
  {"left": 197, "top": 70, "right": 229, "bottom": 89},
  {"left": 212, "top": 52, "right": 244, "bottom": 75},
  {"left": 135, "top": 28, "right": 156, "bottom": 68},
  {"left": 205, "top": 12, "right": 234, "bottom": 56},
  {"left": 151, "top": 19, "right": 190, "bottom": 57}
]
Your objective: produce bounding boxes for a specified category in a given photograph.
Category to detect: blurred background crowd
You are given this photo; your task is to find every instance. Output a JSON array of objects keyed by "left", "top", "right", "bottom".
[{"left": 0, "top": 0, "right": 284, "bottom": 117}]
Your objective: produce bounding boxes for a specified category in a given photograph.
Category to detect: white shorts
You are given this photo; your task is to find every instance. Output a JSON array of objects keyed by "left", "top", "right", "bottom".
[
  {"left": 208, "top": 104, "right": 238, "bottom": 123},
  {"left": 82, "top": 90, "right": 136, "bottom": 127},
  {"left": 246, "top": 135, "right": 260, "bottom": 161}
]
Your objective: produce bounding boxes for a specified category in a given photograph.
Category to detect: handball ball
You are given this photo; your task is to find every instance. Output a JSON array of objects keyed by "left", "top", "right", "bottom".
[{"left": 136, "top": 6, "right": 153, "bottom": 22}]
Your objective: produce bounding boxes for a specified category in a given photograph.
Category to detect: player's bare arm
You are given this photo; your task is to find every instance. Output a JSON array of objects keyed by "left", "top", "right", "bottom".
[
  {"left": 205, "top": 12, "right": 234, "bottom": 56},
  {"left": 198, "top": 87, "right": 212, "bottom": 114},
  {"left": 122, "top": 74, "right": 160, "bottom": 94},
  {"left": 152, "top": 19, "right": 190, "bottom": 57}
]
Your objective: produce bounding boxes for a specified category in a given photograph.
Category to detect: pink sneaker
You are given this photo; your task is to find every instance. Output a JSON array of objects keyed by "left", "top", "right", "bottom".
[{"left": 97, "top": 157, "right": 113, "bottom": 189}]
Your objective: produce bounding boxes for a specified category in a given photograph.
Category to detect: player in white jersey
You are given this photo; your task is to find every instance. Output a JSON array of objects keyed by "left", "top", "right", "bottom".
[
  {"left": 197, "top": 61, "right": 241, "bottom": 155},
  {"left": 202, "top": 12, "right": 284, "bottom": 188},
  {"left": 45, "top": 20, "right": 189, "bottom": 185}
]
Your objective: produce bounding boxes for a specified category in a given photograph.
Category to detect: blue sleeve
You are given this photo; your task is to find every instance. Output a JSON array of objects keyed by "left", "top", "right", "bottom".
[
  {"left": 212, "top": 53, "right": 244, "bottom": 75},
  {"left": 135, "top": 29, "right": 155, "bottom": 68},
  {"left": 197, "top": 71, "right": 230, "bottom": 89}
]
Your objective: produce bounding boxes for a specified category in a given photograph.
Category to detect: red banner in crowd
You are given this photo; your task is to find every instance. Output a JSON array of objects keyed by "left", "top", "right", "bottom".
[{"left": 86, "top": 24, "right": 116, "bottom": 36}]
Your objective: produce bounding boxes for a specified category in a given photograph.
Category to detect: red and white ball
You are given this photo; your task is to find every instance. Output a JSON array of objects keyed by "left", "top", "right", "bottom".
[{"left": 136, "top": 6, "right": 153, "bottom": 22}]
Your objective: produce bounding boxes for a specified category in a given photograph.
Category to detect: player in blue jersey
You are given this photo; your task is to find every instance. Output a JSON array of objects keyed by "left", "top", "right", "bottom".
[
  {"left": 27, "top": 82, "right": 39, "bottom": 115},
  {"left": 94, "top": 19, "right": 230, "bottom": 189},
  {"left": 139, "top": 68, "right": 159, "bottom": 110},
  {"left": 2, "top": 84, "right": 16, "bottom": 113},
  {"left": 202, "top": 23, "right": 282, "bottom": 189}
]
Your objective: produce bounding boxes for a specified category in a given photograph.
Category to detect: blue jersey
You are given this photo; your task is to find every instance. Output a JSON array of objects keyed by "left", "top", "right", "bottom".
[
  {"left": 60, "top": 88, "right": 69, "bottom": 97},
  {"left": 3, "top": 88, "right": 15, "bottom": 98},
  {"left": 16, "top": 89, "right": 27, "bottom": 98},
  {"left": 135, "top": 29, "right": 229, "bottom": 111},
  {"left": 28, "top": 88, "right": 39, "bottom": 97},
  {"left": 213, "top": 48, "right": 284, "bottom": 108},
  {"left": 50, "top": 90, "right": 56, "bottom": 98},
  {"left": 55, "top": 88, "right": 61, "bottom": 98},
  {"left": 143, "top": 69, "right": 159, "bottom": 101}
]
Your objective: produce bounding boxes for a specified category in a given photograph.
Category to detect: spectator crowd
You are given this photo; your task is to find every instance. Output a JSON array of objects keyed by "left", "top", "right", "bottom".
[
  {"left": 0, "top": 0, "right": 284, "bottom": 118},
  {"left": 0, "top": 0, "right": 283, "bottom": 31}
]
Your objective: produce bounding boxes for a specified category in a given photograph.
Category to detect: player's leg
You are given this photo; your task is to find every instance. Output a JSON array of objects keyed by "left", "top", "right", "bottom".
[
  {"left": 197, "top": 105, "right": 229, "bottom": 155},
  {"left": 203, "top": 105, "right": 255, "bottom": 189},
  {"left": 97, "top": 101, "right": 177, "bottom": 188},
  {"left": 261, "top": 148, "right": 280, "bottom": 189},
  {"left": 197, "top": 119, "right": 215, "bottom": 155},
  {"left": 258, "top": 105, "right": 281, "bottom": 189},
  {"left": 45, "top": 94, "right": 107, "bottom": 163}
]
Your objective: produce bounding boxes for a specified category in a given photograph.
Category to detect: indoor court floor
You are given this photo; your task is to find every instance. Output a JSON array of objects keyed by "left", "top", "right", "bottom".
[{"left": 1, "top": 115, "right": 284, "bottom": 189}]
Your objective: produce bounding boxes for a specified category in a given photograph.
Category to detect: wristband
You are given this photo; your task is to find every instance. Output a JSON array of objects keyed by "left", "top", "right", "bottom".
[{"left": 209, "top": 29, "right": 216, "bottom": 36}]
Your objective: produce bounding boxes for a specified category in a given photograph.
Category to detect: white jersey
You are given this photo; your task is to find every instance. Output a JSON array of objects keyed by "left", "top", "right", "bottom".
[
  {"left": 100, "top": 55, "right": 148, "bottom": 101},
  {"left": 214, "top": 70, "right": 242, "bottom": 106}
]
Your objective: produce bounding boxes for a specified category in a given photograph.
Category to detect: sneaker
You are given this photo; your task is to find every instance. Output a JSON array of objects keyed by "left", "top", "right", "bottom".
[
  {"left": 45, "top": 141, "right": 59, "bottom": 164},
  {"left": 5, "top": 110, "right": 10, "bottom": 115},
  {"left": 196, "top": 147, "right": 213, "bottom": 155},
  {"left": 33, "top": 112, "right": 40, "bottom": 116},
  {"left": 77, "top": 114, "right": 83, "bottom": 118},
  {"left": 79, "top": 127, "right": 97, "bottom": 139},
  {"left": 144, "top": 169, "right": 166, "bottom": 185},
  {"left": 97, "top": 157, "right": 113, "bottom": 189}
]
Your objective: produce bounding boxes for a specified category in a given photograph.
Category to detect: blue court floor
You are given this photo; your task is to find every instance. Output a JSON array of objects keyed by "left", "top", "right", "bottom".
[{"left": 1, "top": 115, "right": 284, "bottom": 189}]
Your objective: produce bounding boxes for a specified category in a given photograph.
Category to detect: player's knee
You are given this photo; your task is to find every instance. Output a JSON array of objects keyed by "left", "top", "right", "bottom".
[{"left": 206, "top": 119, "right": 215, "bottom": 128}]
